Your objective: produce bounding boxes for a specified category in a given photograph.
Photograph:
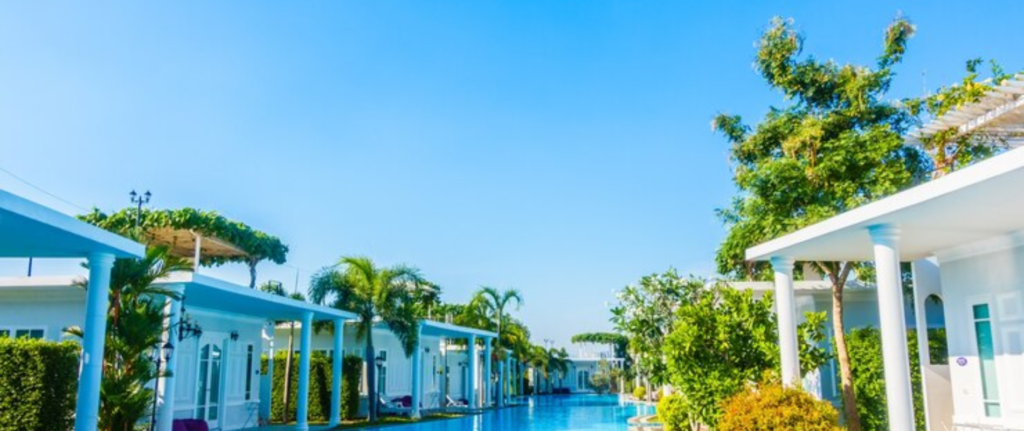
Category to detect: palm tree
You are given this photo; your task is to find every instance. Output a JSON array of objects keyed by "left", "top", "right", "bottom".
[
  {"left": 308, "top": 256, "right": 424, "bottom": 422},
  {"left": 470, "top": 287, "right": 522, "bottom": 406},
  {"left": 70, "top": 245, "right": 191, "bottom": 431},
  {"left": 547, "top": 347, "right": 569, "bottom": 392},
  {"left": 258, "top": 281, "right": 305, "bottom": 423}
]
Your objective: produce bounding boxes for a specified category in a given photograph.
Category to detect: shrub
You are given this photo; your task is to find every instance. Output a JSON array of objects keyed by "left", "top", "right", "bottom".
[
  {"left": 657, "top": 393, "right": 689, "bottom": 431},
  {"left": 718, "top": 383, "right": 841, "bottom": 431},
  {"left": 0, "top": 338, "right": 81, "bottom": 431},
  {"left": 342, "top": 356, "right": 362, "bottom": 419},
  {"left": 633, "top": 385, "right": 647, "bottom": 400},
  {"left": 844, "top": 327, "right": 925, "bottom": 431},
  {"left": 263, "top": 352, "right": 332, "bottom": 422}
]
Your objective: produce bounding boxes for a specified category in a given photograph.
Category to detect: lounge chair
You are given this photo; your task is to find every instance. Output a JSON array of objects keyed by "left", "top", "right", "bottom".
[
  {"left": 446, "top": 395, "right": 469, "bottom": 408},
  {"left": 378, "top": 395, "right": 413, "bottom": 416}
]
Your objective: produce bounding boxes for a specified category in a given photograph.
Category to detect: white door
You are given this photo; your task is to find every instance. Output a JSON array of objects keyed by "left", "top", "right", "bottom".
[{"left": 196, "top": 334, "right": 227, "bottom": 428}]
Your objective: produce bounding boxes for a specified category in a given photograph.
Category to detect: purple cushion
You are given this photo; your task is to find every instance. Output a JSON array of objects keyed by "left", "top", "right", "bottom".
[
  {"left": 171, "top": 420, "right": 188, "bottom": 431},
  {"left": 183, "top": 419, "right": 209, "bottom": 431}
]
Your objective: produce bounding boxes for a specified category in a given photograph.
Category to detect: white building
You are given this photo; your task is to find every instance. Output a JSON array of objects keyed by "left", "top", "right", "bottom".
[{"left": 749, "top": 74, "right": 1024, "bottom": 431}]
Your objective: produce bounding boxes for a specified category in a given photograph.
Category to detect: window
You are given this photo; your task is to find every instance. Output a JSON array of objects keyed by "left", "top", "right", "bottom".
[
  {"left": 0, "top": 330, "right": 9, "bottom": 338},
  {"left": 3, "top": 328, "right": 45, "bottom": 339},
  {"left": 926, "top": 295, "right": 949, "bottom": 365},
  {"left": 973, "top": 304, "right": 1001, "bottom": 417},
  {"left": 245, "top": 345, "right": 254, "bottom": 400}
]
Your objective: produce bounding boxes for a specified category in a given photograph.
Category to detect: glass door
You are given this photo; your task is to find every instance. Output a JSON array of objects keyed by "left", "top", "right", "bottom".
[
  {"left": 196, "top": 341, "right": 224, "bottom": 427},
  {"left": 972, "top": 303, "right": 1001, "bottom": 417}
]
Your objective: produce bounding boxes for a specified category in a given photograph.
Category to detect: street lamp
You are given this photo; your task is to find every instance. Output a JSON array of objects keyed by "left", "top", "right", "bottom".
[
  {"left": 149, "top": 341, "right": 174, "bottom": 431},
  {"left": 130, "top": 190, "right": 152, "bottom": 229},
  {"left": 374, "top": 353, "right": 386, "bottom": 418}
]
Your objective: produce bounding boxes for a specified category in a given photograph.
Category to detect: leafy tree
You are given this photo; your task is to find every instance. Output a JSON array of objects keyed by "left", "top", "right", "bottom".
[
  {"left": 80, "top": 208, "right": 288, "bottom": 288},
  {"left": 69, "top": 245, "right": 191, "bottom": 431},
  {"left": 306, "top": 256, "right": 424, "bottom": 422},
  {"left": 588, "top": 359, "right": 617, "bottom": 394},
  {"left": 469, "top": 287, "right": 523, "bottom": 405},
  {"left": 610, "top": 269, "right": 700, "bottom": 393},
  {"left": 711, "top": 16, "right": 930, "bottom": 430},
  {"left": 258, "top": 281, "right": 305, "bottom": 423},
  {"left": 906, "top": 59, "right": 1015, "bottom": 177}
]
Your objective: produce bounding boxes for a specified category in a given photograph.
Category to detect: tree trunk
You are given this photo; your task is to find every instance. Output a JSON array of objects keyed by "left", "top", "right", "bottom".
[
  {"left": 365, "top": 334, "right": 378, "bottom": 422},
  {"left": 282, "top": 323, "right": 295, "bottom": 423},
  {"left": 248, "top": 261, "right": 258, "bottom": 289},
  {"left": 822, "top": 262, "right": 862, "bottom": 431}
]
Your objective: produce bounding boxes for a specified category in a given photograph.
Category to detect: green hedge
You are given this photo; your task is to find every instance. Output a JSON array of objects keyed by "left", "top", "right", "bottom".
[
  {"left": 843, "top": 327, "right": 925, "bottom": 431},
  {"left": 261, "top": 352, "right": 364, "bottom": 423},
  {"left": 0, "top": 338, "right": 81, "bottom": 431}
]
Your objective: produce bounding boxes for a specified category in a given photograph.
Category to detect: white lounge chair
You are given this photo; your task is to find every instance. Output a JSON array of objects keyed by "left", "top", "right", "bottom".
[{"left": 446, "top": 395, "right": 469, "bottom": 408}]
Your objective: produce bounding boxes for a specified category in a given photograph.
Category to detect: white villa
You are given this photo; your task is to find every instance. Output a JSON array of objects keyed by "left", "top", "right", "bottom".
[
  {"left": 751, "top": 74, "right": 1024, "bottom": 431},
  {"left": 0, "top": 189, "right": 507, "bottom": 431}
]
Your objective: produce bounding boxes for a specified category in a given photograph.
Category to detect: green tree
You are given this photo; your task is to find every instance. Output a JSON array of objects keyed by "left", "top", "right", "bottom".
[
  {"left": 469, "top": 287, "right": 523, "bottom": 405},
  {"left": 69, "top": 245, "right": 191, "bottom": 431},
  {"left": 588, "top": 360, "right": 617, "bottom": 394},
  {"left": 610, "top": 269, "right": 700, "bottom": 395},
  {"left": 307, "top": 256, "right": 424, "bottom": 422},
  {"left": 711, "top": 16, "right": 929, "bottom": 430}
]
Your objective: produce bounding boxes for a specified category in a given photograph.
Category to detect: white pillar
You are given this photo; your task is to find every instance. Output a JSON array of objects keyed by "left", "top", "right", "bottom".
[
  {"left": 869, "top": 225, "right": 915, "bottom": 431},
  {"left": 74, "top": 253, "right": 115, "bottom": 431},
  {"left": 411, "top": 323, "right": 423, "bottom": 419},
  {"left": 484, "top": 339, "right": 493, "bottom": 407},
  {"left": 295, "top": 312, "right": 314, "bottom": 431},
  {"left": 329, "top": 319, "right": 345, "bottom": 426},
  {"left": 771, "top": 255, "right": 801, "bottom": 387},
  {"left": 467, "top": 336, "right": 478, "bottom": 408},
  {"left": 261, "top": 325, "right": 275, "bottom": 425},
  {"left": 156, "top": 284, "right": 185, "bottom": 431},
  {"left": 217, "top": 338, "right": 230, "bottom": 425}
]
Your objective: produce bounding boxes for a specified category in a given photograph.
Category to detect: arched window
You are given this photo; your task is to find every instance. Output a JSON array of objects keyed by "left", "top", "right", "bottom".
[{"left": 925, "top": 294, "right": 949, "bottom": 365}]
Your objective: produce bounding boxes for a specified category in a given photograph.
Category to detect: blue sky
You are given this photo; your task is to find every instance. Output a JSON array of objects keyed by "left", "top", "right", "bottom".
[{"left": 0, "top": 1, "right": 1020, "bottom": 351}]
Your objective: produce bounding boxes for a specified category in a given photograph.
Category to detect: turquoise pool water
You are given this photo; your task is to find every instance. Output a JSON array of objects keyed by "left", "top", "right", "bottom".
[{"left": 368, "top": 395, "right": 654, "bottom": 431}]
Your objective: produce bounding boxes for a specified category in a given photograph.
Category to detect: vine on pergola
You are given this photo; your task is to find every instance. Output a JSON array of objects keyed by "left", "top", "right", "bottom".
[{"left": 80, "top": 207, "right": 289, "bottom": 288}]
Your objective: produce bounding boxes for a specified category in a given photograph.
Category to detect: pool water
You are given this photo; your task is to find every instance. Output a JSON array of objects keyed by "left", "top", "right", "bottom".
[{"left": 368, "top": 395, "right": 654, "bottom": 431}]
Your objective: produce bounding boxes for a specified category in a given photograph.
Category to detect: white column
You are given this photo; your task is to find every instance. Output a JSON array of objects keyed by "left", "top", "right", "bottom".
[
  {"left": 467, "top": 336, "right": 478, "bottom": 408},
  {"left": 295, "top": 312, "right": 314, "bottom": 431},
  {"left": 484, "top": 339, "right": 492, "bottom": 407},
  {"left": 329, "top": 319, "right": 345, "bottom": 426},
  {"left": 869, "top": 225, "right": 915, "bottom": 431},
  {"left": 156, "top": 284, "right": 185, "bottom": 431},
  {"left": 911, "top": 258, "right": 942, "bottom": 431},
  {"left": 261, "top": 325, "right": 275, "bottom": 425},
  {"left": 771, "top": 255, "right": 801, "bottom": 387},
  {"left": 411, "top": 323, "right": 423, "bottom": 419},
  {"left": 217, "top": 338, "right": 231, "bottom": 425},
  {"left": 74, "top": 253, "right": 115, "bottom": 431}
]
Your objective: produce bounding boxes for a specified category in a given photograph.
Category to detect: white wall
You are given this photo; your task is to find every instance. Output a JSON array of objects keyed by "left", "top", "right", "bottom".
[{"left": 938, "top": 241, "right": 1024, "bottom": 429}]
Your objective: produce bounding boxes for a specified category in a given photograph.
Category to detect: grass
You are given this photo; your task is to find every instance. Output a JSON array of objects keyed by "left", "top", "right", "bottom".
[{"left": 335, "top": 413, "right": 465, "bottom": 430}]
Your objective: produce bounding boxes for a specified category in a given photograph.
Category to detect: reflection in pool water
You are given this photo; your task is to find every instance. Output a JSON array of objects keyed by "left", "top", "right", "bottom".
[
  {"left": 356, "top": 395, "right": 651, "bottom": 429},
  {"left": 364, "top": 395, "right": 654, "bottom": 431}
]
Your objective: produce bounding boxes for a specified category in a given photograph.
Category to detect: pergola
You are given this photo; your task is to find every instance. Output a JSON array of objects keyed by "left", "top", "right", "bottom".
[
  {"left": 907, "top": 73, "right": 1024, "bottom": 147},
  {"left": 418, "top": 320, "right": 497, "bottom": 416},
  {"left": 0, "top": 190, "right": 145, "bottom": 431}
]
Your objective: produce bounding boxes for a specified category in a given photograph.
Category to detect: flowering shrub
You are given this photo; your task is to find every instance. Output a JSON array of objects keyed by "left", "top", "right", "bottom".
[
  {"left": 633, "top": 385, "right": 647, "bottom": 400},
  {"left": 657, "top": 393, "right": 689, "bottom": 431},
  {"left": 718, "top": 383, "right": 841, "bottom": 431}
]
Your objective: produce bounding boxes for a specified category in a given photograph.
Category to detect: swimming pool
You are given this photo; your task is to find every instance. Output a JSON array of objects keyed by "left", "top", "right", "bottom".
[{"left": 367, "top": 395, "right": 654, "bottom": 431}]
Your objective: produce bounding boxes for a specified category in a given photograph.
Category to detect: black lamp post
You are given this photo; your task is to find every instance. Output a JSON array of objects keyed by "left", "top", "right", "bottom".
[
  {"left": 130, "top": 189, "right": 151, "bottom": 228},
  {"left": 374, "top": 353, "right": 386, "bottom": 418},
  {"left": 149, "top": 341, "right": 174, "bottom": 431}
]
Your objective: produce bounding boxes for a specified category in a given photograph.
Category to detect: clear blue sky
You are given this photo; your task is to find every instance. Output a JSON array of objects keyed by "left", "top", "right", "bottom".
[{"left": 0, "top": 1, "right": 1020, "bottom": 351}]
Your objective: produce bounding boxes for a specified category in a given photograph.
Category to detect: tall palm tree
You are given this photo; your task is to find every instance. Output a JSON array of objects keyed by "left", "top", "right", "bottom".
[
  {"left": 258, "top": 281, "right": 305, "bottom": 423},
  {"left": 470, "top": 287, "right": 522, "bottom": 406},
  {"left": 547, "top": 347, "right": 569, "bottom": 392},
  {"left": 308, "top": 256, "right": 424, "bottom": 422}
]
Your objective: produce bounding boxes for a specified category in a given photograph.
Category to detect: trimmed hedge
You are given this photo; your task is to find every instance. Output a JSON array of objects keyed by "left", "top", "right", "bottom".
[
  {"left": 844, "top": 327, "right": 926, "bottom": 431},
  {"left": 0, "top": 338, "right": 81, "bottom": 431},
  {"left": 657, "top": 393, "right": 688, "bottom": 431},
  {"left": 261, "top": 352, "right": 364, "bottom": 423}
]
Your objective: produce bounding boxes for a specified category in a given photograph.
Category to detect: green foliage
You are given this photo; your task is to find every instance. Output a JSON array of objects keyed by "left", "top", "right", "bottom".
[
  {"left": 905, "top": 59, "right": 1015, "bottom": 176},
  {"left": 843, "top": 327, "right": 925, "bottom": 431},
  {"left": 0, "top": 338, "right": 80, "bottom": 431},
  {"left": 588, "top": 360, "right": 615, "bottom": 395},
  {"left": 80, "top": 207, "right": 289, "bottom": 287},
  {"left": 307, "top": 256, "right": 425, "bottom": 421},
  {"left": 798, "top": 311, "right": 833, "bottom": 374},
  {"left": 263, "top": 351, "right": 333, "bottom": 422},
  {"left": 712, "top": 15, "right": 928, "bottom": 279},
  {"left": 657, "top": 393, "right": 688, "bottom": 431},
  {"left": 718, "top": 384, "right": 842, "bottom": 431},
  {"left": 633, "top": 386, "right": 647, "bottom": 400},
  {"left": 611, "top": 269, "right": 701, "bottom": 387},
  {"left": 663, "top": 284, "right": 780, "bottom": 428},
  {"left": 342, "top": 356, "right": 363, "bottom": 420},
  {"left": 68, "top": 245, "right": 190, "bottom": 431},
  {"left": 927, "top": 328, "right": 948, "bottom": 365}
]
